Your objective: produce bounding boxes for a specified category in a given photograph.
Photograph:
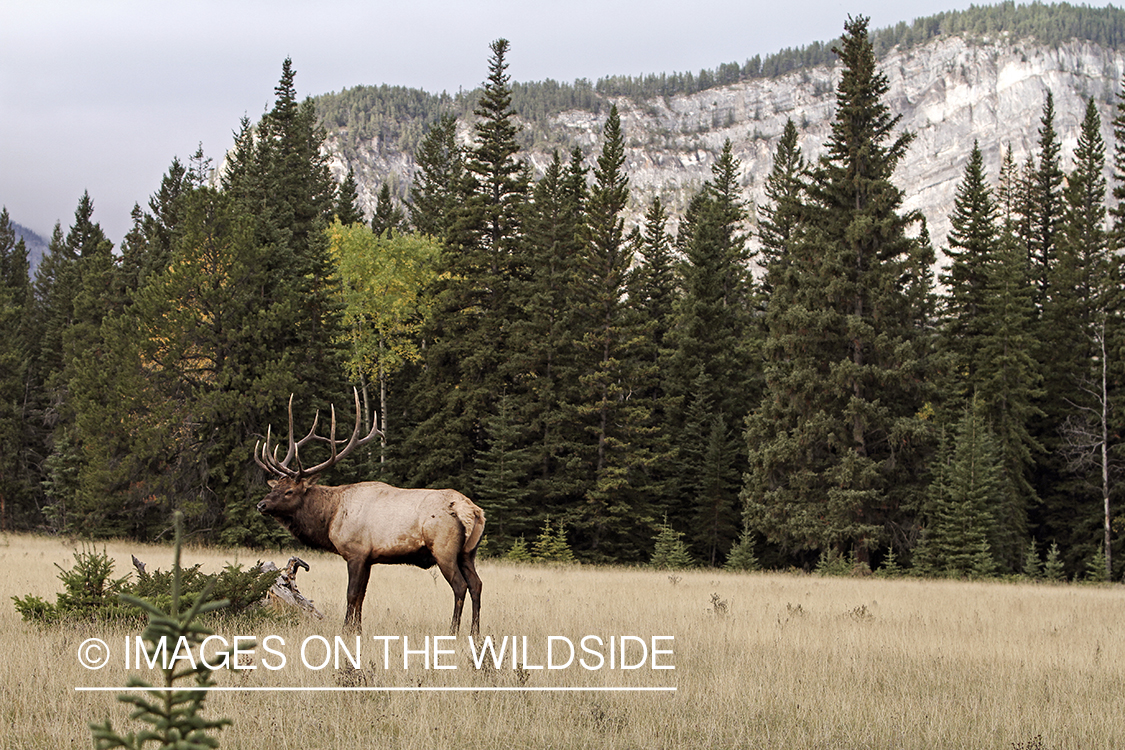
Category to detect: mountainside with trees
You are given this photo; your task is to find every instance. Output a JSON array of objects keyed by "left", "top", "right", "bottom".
[
  {"left": 315, "top": 1, "right": 1125, "bottom": 254},
  {"left": 2, "top": 3, "right": 1123, "bottom": 583}
]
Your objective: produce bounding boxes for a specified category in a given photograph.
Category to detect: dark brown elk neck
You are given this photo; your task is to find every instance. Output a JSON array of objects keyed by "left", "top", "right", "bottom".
[{"left": 279, "top": 485, "right": 341, "bottom": 555}]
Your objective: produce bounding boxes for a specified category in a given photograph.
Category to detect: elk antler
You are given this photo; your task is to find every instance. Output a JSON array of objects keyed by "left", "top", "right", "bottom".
[{"left": 254, "top": 388, "right": 383, "bottom": 479}]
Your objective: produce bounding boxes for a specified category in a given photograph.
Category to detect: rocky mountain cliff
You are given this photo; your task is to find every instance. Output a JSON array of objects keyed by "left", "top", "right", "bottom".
[{"left": 322, "top": 32, "right": 1125, "bottom": 257}]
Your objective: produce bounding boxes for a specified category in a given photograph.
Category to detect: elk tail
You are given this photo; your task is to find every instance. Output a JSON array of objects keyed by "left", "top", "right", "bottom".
[{"left": 462, "top": 506, "right": 485, "bottom": 554}]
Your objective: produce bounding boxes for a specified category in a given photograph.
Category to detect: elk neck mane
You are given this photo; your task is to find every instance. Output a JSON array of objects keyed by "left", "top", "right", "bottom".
[{"left": 278, "top": 483, "right": 341, "bottom": 555}]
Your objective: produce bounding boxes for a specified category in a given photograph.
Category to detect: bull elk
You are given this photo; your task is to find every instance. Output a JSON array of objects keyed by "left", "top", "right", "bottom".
[{"left": 253, "top": 389, "right": 484, "bottom": 635}]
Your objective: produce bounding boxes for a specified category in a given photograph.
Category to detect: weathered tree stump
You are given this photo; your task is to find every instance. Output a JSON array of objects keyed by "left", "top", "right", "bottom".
[{"left": 257, "top": 556, "right": 324, "bottom": 619}]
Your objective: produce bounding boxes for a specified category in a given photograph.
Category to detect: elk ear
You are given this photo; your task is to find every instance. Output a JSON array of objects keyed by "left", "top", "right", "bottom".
[
  {"left": 267, "top": 479, "right": 278, "bottom": 489},
  {"left": 303, "top": 476, "right": 321, "bottom": 487}
]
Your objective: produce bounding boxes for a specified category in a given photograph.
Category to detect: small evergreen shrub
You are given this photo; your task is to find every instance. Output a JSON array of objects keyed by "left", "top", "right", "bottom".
[
  {"left": 723, "top": 528, "right": 759, "bottom": 572},
  {"left": 650, "top": 519, "right": 694, "bottom": 570},
  {"left": 13, "top": 546, "right": 131, "bottom": 624},
  {"left": 1022, "top": 539, "right": 1042, "bottom": 580},
  {"left": 814, "top": 548, "right": 852, "bottom": 577},
  {"left": 90, "top": 512, "right": 234, "bottom": 750},
  {"left": 1084, "top": 544, "right": 1109, "bottom": 583},
  {"left": 13, "top": 546, "right": 277, "bottom": 625},
  {"left": 1044, "top": 542, "right": 1066, "bottom": 582},
  {"left": 505, "top": 537, "right": 532, "bottom": 562},
  {"left": 532, "top": 517, "right": 576, "bottom": 563},
  {"left": 875, "top": 547, "right": 902, "bottom": 577}
]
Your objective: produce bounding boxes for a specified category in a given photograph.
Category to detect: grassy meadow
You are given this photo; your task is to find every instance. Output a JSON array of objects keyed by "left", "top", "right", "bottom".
[{"left": 1, "top": 530, "right": 1122, "bottom": 749}]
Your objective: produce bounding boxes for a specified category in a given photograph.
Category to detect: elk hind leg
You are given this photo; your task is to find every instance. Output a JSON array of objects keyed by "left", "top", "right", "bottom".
[
  {"left": 435, "top": 555, "right": 469, "bottom": 635},
  {"left": 459, "top": 549, "right": 482, "bottom": 636}
]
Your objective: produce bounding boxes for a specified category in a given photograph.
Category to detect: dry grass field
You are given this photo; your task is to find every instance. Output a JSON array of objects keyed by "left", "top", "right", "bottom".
[{"left": 1, "top": 530, "right": 1122, "bottom": 749}]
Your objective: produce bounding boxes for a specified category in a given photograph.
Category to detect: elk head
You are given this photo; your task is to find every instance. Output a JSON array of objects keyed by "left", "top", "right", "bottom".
[{"left": 254, "top": 387, "right": 383, "bottom": 517}]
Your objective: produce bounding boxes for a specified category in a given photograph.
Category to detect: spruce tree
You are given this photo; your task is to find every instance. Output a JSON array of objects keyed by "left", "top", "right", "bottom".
[
  {"left": 1111, "top": 72, "right": 1125, "bottom": 248},
  {"left": 217, "top": 60, "right": 345, "bottom": 541},
  {"left": 473, "top": 393, "right": 531, "bottom": 548},
  {"left": 409, "top": 114, "right": 463, "bottom": 240},
  {"left": 629, "top": 196, "right": 677, "bottom": 348},
  {"left": 403, "top": 39, "right": 527, "bottom": 491},
  {"left": 941, "top": 141, "right": 999, "bottom": 409},
  {"left": 572, "top": 104, "right": 656, "bottom": 561},
  {"left": 335, "top": 168, "right": 364, "bottom": 226},
  {"left": 668, "top": 140, "right": 757, "bottom": 565},
  {"left": 625, "top": 196, "right": 679, "bottom": 519},
  {"left": 758, "top": 118, "right": 807, "bottom": 294},
  {"left": 723, "top": 527, "right": 760, "bottom": 571},
  {"left": 744, "top": 16, "right": 932, "bottom": 566},
  {"left": 916, "top": 400, "right": 1001, "bottom": 578},
  {"left": 371, "top": 182, "right": 405, "bottom": 237},
  {"left": 39, "top": 193, "right": 121, "bottom": 535},
  {"left": 0, "top": 208, "right": 32, "bottom": 530},
  {"left": 650, "top": 518, "right": 695, "bottom": 570},
  {"left": 1055, "top": 98, "right": 1118, "bottom": 581},
  {"left": 940, "top": 142, "right": 1042, "bottom": 570},
  {"left": 1031, "top": 92, "right": 1065, "bottom": 302},
  {"left": 1036, "top": 97, "right": 1113, "bottom": 571},
  {"left": 506, "top": 149, "right": 587, "bottom": 520}
]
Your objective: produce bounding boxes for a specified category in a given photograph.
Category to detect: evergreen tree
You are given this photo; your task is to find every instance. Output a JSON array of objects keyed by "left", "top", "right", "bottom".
[
  {"left": 723, "top": 527, "right": 760, "bottom": 571},
  {"left": 915, "top": 400, "right": 1001, "bottom": 577},
  {"left": 572, "top": 104, "right": 657, "bottom": 561},
  {"left": 219, "top": 60, "right": 346, "bottom": 541},
  {"left": 940, "top": 142, "right": 1042, "bottom": 569},
  {"left": 624, "top": 196, "right": 679, "bottom": 518},
  {"left": 0, "top": 208, "right": 32, "bottom": 530},
  {"left": 744, "top": 16, "right": 932, "bottom": 566},
  {"left": 39, "top": 193, "right": 120, "bottom": 534},
  {"left": 679, "top": 372, "right": 741, "bottom": 565},
  {"left": 473, "top": 393, "right": 531, "bottom": 548},
  {"left": 1043, "top": 541, "right": 1066, "bottom": 581},
  {"left": 409, "top": 113, "right": 463, "bottom": 239},
  {"left": 335, "top": 168, "right": 364, "bottom": 226},
  {"left": 1036, "top": 96, "right": 1112, "bottom": 574},
  {"left": 668, "top": 140, "right": 757, "bottom": 565},
  {"left": 1022, "top": 539, "right": 1042, "bottom": 579},
  {"left": 1055, "top": 98, "right": 1119, "bottom": 581},
  {"left": 941, "top": 141, "right": 998, "bottom": 409},
  {"left": 506, "top": 149, "right": 587, "bottom": 520},
  {"left": 628, "top": 196, "right": 677, "bottom": 349},
  {"left": 126, "top": 157, "right": 188, "bottom": 291},
  {"left": 758, "top": 118, "right": 807, "bottom": 294},
  {"left": 403, "top": 39, "right": 527, "bottom": 492},
  {"left": 370, "top": 181, "right": 405, "bottom": 237},
  {"left": 650, "top": 518, "right": 695, "bottom": 569},
  {"left": 28, "top": 223, "right": 72, "bottom": 525},
  {"left": 1031, "top": 91, "right": 1065, "bottom": 302},
  {"left": 1111, "top": 72, "right": 1125, "bottom": 248},
  {"left": 532, "top": 517, "right": 576, "bottom": 563}
]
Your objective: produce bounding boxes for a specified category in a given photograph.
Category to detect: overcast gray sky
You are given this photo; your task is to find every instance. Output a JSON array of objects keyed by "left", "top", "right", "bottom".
[{"left": 4, "top": 0, "right": 1001, "bottom": 244}]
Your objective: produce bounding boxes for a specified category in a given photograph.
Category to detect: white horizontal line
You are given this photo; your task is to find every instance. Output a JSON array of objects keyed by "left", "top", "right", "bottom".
[{"left": 75, "top": 686, "right": 676, "bottom": 693}]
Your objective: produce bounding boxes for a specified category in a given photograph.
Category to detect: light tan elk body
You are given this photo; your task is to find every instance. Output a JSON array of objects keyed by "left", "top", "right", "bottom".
[{"left": 254, "top": 390, "right": 484, "bottom": 635}]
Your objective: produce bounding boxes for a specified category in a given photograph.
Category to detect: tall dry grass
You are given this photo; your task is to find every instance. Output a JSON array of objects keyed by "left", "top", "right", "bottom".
[{"left": 1, "top": 531, "right": 1122, "bottom": 749}]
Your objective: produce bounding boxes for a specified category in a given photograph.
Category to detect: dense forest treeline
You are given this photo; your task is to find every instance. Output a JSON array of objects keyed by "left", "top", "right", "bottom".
[
  {"left": 318, "top": 2, "right": 1125, "bottom": 160},
  {"left": 1, "top": 14, "right": 1123, "bottom": 581}
]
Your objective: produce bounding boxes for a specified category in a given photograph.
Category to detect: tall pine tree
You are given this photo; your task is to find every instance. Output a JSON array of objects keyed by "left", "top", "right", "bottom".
[{"left": 744, "top": 16, "right": 933, "bottom": 566}]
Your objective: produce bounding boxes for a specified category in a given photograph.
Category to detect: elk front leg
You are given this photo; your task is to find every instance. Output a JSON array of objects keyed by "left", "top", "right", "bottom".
[{"left": 344, "top": 557, "right": 372, "bottom": 633}]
